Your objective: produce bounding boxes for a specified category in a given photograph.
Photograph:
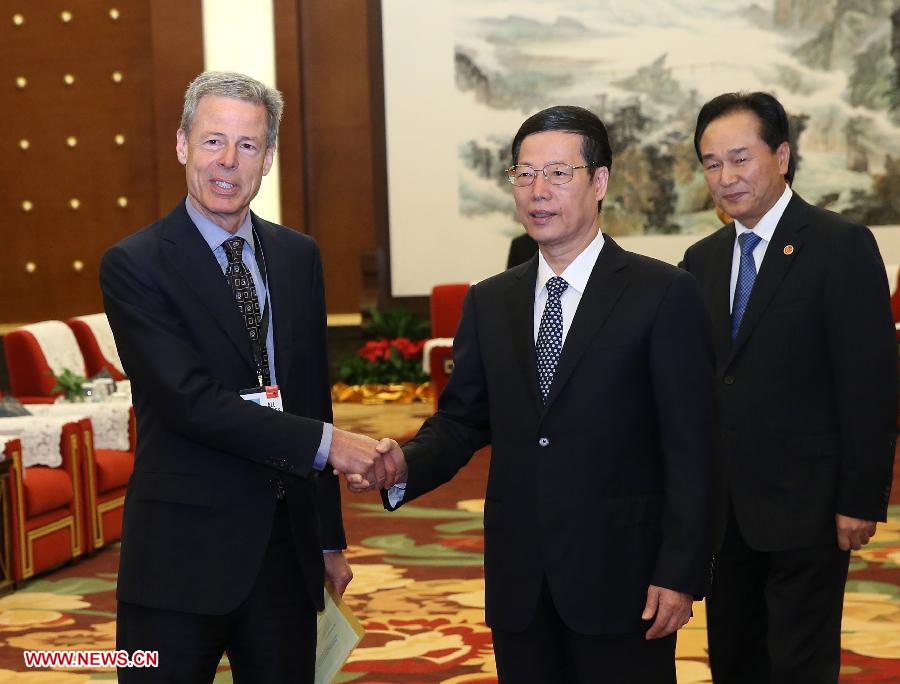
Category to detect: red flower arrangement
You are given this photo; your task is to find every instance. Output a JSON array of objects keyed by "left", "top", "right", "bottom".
[{"left": 336, "top": 310, "right": 430, "bottom": 385}]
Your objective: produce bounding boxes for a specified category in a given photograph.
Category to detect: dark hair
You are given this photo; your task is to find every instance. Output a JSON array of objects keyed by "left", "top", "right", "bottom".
[
  {"left": 694, "top": 91, "right": 795, "bottom": 183},
  {"left": 511, "top": 105, "right": 612, "bottom": 211}
]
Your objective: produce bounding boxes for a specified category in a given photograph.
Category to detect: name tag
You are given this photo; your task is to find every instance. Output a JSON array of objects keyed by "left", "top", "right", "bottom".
[{"left": 239, "top": 385, "right": 284, "bottom": 411}]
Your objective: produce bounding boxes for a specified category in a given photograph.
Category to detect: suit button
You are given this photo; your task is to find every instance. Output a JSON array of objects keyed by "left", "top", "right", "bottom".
[
  {"left": 538, "top": 437, "right": 550, "bottom": 447},
  {"left": 723, "top": 376, "right": 735, "bottom": 385}
]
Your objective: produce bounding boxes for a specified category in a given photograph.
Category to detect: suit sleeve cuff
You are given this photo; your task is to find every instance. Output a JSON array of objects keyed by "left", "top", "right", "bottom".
[{"left": 312, "top": 422, "right": 333, "bottom": 471}]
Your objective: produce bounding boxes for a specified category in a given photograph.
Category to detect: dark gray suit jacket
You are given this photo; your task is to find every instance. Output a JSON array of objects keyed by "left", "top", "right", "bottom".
[
  {"left": 682, "top": 193, "right": 897, "bottom": 552},
  {"left": 101, "top": 200, "right": 343, "bottom": 615},
  {"left": 385, "top": 236, "right": 716, "bottom": 635}
]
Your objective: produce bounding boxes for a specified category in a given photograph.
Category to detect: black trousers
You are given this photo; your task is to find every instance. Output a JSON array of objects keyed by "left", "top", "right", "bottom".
[
  {"left": 117, "top": 502, "right": 316, "bottom": 683},
  {"left": 491, "top": 578, "right": 676, "bottom": 684},
  {"left": 706, "top": 509, "right": 850, "bottom": 684}
]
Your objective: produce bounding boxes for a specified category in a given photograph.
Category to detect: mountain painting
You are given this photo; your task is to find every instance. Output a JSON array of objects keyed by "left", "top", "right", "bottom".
[{"left": 453, "top": 0, "right": 900, "bottom": 237}]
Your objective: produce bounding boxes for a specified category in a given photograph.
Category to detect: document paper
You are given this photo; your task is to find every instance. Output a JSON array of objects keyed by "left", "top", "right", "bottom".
[{"left": 315, "top": 583, "right": 365, "bottom": 684}]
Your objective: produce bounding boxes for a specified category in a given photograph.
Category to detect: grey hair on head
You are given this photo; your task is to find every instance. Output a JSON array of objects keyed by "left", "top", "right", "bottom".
[{"left": 180, "top": 71, "right": 284, "bottom": 148}]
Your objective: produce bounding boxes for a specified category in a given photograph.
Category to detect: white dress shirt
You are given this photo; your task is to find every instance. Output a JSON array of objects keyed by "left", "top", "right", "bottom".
[
  {"left": 729, "top": 185, "right": 793, "bottom": 312},
  {"left": 534, "top": 230, "right": 605, "bottom": 343},
  {"left": 388, "top": 228, "right": 605, "bottom": 507}
]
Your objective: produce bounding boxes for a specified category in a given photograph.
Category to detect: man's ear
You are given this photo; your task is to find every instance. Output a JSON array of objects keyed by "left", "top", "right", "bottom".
[
  {"left": 262, "top": 145, "right": 276, "bottom": 176},
  {"left": 593, "top": 166, "right": 610, "bottom": 202},
  {"left": 776, "top": 141, "right": 790, "bottom": 177},
  {"left": 176, "top": 129, "right": 188, "bottom": 165}
]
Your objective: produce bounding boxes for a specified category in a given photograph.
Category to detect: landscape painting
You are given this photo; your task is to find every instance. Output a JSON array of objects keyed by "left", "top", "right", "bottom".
[{"left": 453, "top": 0, "right": 900, "bottom": 239}]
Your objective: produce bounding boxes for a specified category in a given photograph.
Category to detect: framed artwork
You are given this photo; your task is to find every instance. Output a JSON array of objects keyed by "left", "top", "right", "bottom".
[{"left": 382, "top": 1, "right": 900, "bottom": 296}]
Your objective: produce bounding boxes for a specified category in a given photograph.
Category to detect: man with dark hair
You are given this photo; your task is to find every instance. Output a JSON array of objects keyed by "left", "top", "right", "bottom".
[
  {"left": 101, "top": 71, "right": 392, "bottom": 682},
  {"left": 682, "top": 91, "right": 897, "bottom": 683},
  {"left": 351, "top": 105, "right": 717, "bottom": 682}
]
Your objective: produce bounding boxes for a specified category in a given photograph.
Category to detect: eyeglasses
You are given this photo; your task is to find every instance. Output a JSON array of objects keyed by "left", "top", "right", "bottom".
[{"left": 505, "top": 163, "right": 591, "bottom": 187}]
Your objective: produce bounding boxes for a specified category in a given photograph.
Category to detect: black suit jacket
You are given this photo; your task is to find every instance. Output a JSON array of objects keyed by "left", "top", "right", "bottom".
[
  {"left": 507, "top": 233, "right": 539, "bottom": 269},
  {"left": 681, "top": 193, "right": 897, "bottom": 552},
  {"left": 100, "top": 201, "right": 344, "bottom": 615},
  {"left": 385, "top": 237, "right": 716, "bottom": 635}
]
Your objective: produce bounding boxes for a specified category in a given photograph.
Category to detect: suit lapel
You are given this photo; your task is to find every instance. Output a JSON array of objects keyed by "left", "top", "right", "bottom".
[
  {"left": 160, "top": 202, "right": 257, "bottom": 377},
  {"left": 708, "top": 226, "right": 737, "bottom": 368},
  {"left": 252, "top": 214, "right": 294, "bottom": 388},
  {"left": 728, "top": 194, "right": 807, "bottom": 364},
  {"left": 541, "top": 236, "right": 628, "bottom": 414},
  {"left": 505, "top": 256, "right": 543, "bottom": 414}
]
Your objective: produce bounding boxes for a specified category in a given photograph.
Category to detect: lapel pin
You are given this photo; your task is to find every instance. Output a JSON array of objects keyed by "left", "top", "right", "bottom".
[{"left": 783, "top": 245, "right": 794, "bottom": 255}]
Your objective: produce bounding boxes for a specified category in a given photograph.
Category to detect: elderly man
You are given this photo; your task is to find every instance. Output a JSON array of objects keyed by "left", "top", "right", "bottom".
[
  {"left": 101, "top": 71, "right": 390, "bottom": 683},
  {"left": 681, "top": 91, "right": 898, "bottom": 683},
  {"left": 357, "top": 105, "right": 716, "bottom": 683}
]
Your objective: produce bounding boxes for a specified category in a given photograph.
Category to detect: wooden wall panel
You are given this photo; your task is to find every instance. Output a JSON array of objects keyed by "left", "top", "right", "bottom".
[
  {"left": 273, "top": 0, "right": 306, "bottom": 233},
  {"left": 0, "top": 0, "right": 202, "bottom": 325},
  {"left": 149, "top": 0, "right": 205, "bottom": 215},
  {"left": 297, "top": 0, "right": 377, "bottom": 314}
]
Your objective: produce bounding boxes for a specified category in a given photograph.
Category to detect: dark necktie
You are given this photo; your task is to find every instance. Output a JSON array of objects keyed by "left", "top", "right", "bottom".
[
  {"left": 731, "top": 231, "right": 762, "bottom": 340},
  {"left": 536, "top": 276, "right": 569, "bottom": 402},
  {"left": 223, "top": 237, "right": 270, "bottom": 386}
]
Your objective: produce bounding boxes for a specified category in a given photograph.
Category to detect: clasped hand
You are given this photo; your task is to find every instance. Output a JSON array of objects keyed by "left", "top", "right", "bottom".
[{"left": 327, "top": 429, "right": 406, "bottom": 492}]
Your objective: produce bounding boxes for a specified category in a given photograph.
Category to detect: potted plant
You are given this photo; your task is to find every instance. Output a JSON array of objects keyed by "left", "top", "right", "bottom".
[
  {"left": 333, "top": 309, "right": 432, "bottom": 404},
  {"left": 51, "top": 368, "right": 87, "bottom": 403}
]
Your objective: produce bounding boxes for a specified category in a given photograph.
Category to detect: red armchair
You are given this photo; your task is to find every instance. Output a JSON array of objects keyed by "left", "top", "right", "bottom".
[
  {"left": 77, "top": 417, "right": 133, "bottom": 552},
  {"left": 425, "top": 283, "right": 470, "bottom": 410},
  {"left": 66, "top": 314, "right": 127, "bottom": 381},
  {"left": 4, "top": 321, "right": 88, "bottom": 403},
  {"left": 6, "top": 422, "right": 85, "bottom": 581}
]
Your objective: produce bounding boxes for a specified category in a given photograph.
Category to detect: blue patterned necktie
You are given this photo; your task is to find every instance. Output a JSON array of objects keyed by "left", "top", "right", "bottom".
[
  {"left": 223, "top": 237, "right": 270, "bottom": 386},
  {"left": 536, "top": 276, "right": 569, "bottom": 402},
  {"left": 731, "top": 231, "right": 762, "bottom": 340}
]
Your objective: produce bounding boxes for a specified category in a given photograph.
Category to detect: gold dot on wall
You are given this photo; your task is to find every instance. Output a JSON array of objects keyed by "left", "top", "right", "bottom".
[
  {"left": 19, "top": 139, "right": 29, "bottom": 150},
  {"left": 25, "top": 261, "right": 37, "bottom": 274},
  {"left": 69, "top": 198, "right": 80, "bottom": 210},
  {"left": 73, "top": 260, "right": 84, "bottom": 272},
  {"left": 111, "top": 71, "right": 123, "bottom": 83},
  {"left": 13, "top": 13, "right": 24, "bottom": 26},
  {"left": 66, "top": 136, "right": 78, "bottom": 148},
  {"left": 15, "top": 76, "right": 27, "bottom": 89},
  {"left": 109, "top": 8, "right": 120, "bottom": 20},
  {"left": 21, "top": 200, "right": 33, "bottom": 212},
  {"left": 114, "top": 133, "right": 125, "bottom": 146},
  {"left": 117, "top": 196, "right": 128, "bottom": 208},
  {"left": 64, "top": 73, "right": 75, "bottom": 85},
  {"left": 60, "top": 10, "right": 73, "bottom": 23}
]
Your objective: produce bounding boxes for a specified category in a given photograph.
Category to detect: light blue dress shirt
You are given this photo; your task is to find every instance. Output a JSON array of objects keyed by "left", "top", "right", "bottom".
[{"left": 185, "top": 199, "right": 332, "bottom": 471}]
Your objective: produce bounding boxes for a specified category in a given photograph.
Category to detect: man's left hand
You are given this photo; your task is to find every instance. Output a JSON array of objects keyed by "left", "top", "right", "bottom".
[
  {"left": 836, "top": 514, "right": 877, "bottom": 551},
  {"left": 642, "top": 585, "right": 692, "bottom": 639},
  {"left": 323, "top": 551, "right": 353, "bottom": 595}
]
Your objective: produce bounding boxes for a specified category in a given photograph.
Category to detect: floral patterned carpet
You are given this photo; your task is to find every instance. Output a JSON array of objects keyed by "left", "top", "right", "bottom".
[{"left": 0, "top": 404, "right": 898, "bottom": 682}]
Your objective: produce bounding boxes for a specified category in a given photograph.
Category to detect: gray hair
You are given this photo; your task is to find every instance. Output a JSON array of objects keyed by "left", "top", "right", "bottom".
[{"left": 180, "top": 71, "right": 284, "bottom": 148}]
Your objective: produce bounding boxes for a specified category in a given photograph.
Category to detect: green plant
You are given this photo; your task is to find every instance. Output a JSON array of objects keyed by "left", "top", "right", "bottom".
[
  {"left": 366, "top": 308, "right": 430, "bottom": 340},
  {"left": 335, "top": 308, "right": 432, "bottom": 385},
  {"left": 50, "top": 368, "right": 86, "bottom": 402},
  {"left": 336, "top": 338, "right": 428, "bottom": 385}
]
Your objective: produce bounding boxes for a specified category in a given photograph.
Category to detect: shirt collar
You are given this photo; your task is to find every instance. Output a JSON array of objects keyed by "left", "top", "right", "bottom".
[
  {"left": 184, "top": 197, "right": 256, "bottom": 253},
  {"left": 535, "top": 230, "right": 605, "bottom": 297},
  {"left": 733, "top": 185, "right": 792, "bottom": 244}
]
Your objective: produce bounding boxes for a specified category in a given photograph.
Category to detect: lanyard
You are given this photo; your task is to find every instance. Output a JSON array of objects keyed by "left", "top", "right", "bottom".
[{"left": 250, "top": 226, "right": 270, "bottom": 387}]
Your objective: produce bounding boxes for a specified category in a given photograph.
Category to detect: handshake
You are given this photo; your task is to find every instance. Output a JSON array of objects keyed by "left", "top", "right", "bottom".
[{"left": 327, "top": 428, "right": 407, "bottom": 492}]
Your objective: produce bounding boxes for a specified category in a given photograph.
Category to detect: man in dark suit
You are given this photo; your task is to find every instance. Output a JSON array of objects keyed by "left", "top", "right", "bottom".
[
  {"left": 101, "top": 71, "right": 390, "bottom": 683},
  {"left": 353, "top": 106, "right": 716, "bottom": 682},
  {"left": 506, "top": 232, "right": 538, "bottom": 269},
  {"left": 681, "top": 92, "right": 898, "bottom": 683}
]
